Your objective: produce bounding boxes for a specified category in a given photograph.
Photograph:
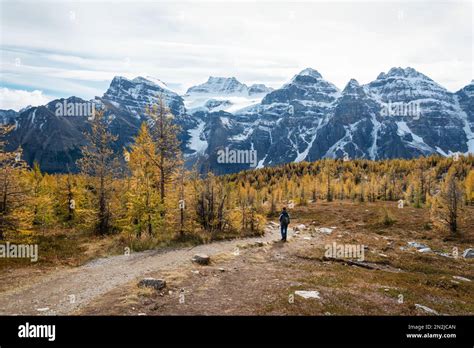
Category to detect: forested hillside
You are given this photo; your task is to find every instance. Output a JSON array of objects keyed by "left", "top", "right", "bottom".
[{"left": 1, "top": 101, "right": 473, "bottom": 263}]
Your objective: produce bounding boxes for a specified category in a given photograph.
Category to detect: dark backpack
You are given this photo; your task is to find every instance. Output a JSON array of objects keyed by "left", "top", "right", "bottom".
[{"left": 281, "top": 214, "right": 290, "bottom": 226}]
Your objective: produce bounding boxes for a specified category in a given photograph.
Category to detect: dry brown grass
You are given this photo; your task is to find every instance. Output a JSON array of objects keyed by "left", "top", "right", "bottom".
[{"left": 73, "top": 201, "right": 473, "bottom": 316}]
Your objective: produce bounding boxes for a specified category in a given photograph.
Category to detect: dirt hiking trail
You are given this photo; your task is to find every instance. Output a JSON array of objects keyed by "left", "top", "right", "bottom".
[{"left": 0, "top": 225, "right": 282, "bottom": 315}]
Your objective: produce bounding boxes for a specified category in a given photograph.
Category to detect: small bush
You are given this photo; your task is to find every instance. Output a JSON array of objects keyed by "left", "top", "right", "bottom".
[{"left": 380, "top": 208, "right": 396, "bottom": 226}]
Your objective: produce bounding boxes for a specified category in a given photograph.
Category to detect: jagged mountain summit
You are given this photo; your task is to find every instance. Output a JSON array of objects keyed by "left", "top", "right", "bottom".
[
  {"left": 103, "top": 75, "right": 186, "bottom": 118},
  {"left": 186, "top": 76, "right": 248, "bottom": 95},
  {"left": 183, "top": 76, "right": 273, "bottom": 114},
  {"left": 1, "top": 68, "right": 473, "bottom": 174}
]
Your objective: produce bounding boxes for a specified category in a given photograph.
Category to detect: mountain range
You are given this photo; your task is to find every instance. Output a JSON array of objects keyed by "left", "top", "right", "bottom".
[{"left": 1, "top": 67, "right": 473, "bottom": 174}]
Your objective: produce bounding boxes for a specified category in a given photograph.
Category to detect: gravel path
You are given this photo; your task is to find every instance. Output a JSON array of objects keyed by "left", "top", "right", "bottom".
[{"left": 0, "top": 225, "right": 281, "bottom": 315}]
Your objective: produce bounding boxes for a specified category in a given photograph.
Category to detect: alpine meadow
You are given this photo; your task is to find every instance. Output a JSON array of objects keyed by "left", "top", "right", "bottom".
[{"left": 0, "top": 0, "right": 473, "bottom": 345}]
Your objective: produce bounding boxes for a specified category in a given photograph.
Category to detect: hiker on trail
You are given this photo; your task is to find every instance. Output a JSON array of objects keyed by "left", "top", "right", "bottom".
[{"left": 279, "top": 207, "right": 290, "bottom": 242}]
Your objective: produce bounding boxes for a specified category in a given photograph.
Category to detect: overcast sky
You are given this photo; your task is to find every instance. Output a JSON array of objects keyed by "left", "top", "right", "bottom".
[{"left": 0, "top": 0, "right": 472, "bottom": 110}]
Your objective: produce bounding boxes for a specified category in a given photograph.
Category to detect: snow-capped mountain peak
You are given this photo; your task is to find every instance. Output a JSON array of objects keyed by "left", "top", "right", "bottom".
[
  {"left": 106, "top": 75, "right": 172, "bottom": 94},
  {"left": 368, "top": 66, "right": 448, "bottom": 103},
  {"left": 296, "top": 67, "right": 323, "bottom": 79},
  {"left": 186, "top": 76, "right": 248, "bottom": 95},
  {"left": 344, "top": 78, "right": 360, "bottom": 89},
  {"left": 264, "top": 67, "right": 339, "bottom": 105},
  {"left": 248, "top": 83, "right": 273, "bottom": 95},
  {"left": 103, "top": 75, "right": 186, "bottom": 118},
  {"left": 342, "top": 79, "right": 365, "bottom": 97},
  {"left": 183, "top": 77, "right": 273, "bottom": 114},
  {"left": 376, "top": 67, "right": 434, "bottom": 83},
  {"left": 132, "top": 76, "right": 171, "bottom": 91}
]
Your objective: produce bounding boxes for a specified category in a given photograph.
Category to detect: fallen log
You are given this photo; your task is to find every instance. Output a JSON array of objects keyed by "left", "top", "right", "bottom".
[{"left": 323, "top": 256, "right": 380, "bottom": 270}]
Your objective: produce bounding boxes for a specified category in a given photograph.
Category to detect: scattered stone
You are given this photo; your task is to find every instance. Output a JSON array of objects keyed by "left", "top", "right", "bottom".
[
  {"left": 297, "top": 224, "right": 307, "bottom": 230},
  {"left": 218, "top": 268, "right": 226, "bottom": 272},
  {"left": 317, "top": 227, "right": 334, "bottom": 234},
  {"left": 379, "top": 253, "right": 388, "bottom": 257},
  {"left": 294, "top": 290, "right": 321, "bottom": 299},
  {"left": 435, "top": 252, "right": 452, "bottom": 258},
  {"left": 269, "top": 221, "right": 279, "bottom": 227},
  {"left": 303, "top": 237, "right": 311, "bottom": 240},
  {"left": 138, "top": 313, "right": 147, "bottom": 316},
  {"left": 415, "top": 304, "right": 439, "bottom": 315},
  {"left": 138, "top": 278, "right": 166, "bottom": 290},
  {"left": 192, "top": 254, "right": 210, "bottom": 265},
  {"left": 417, "top": 248, "right": 432, "bottom": 253},
  {"left": 36, "top": 308, "right": 50, "bottom": 312},
  {"left": 191, "top": 270, "right": 200, "bottom": 275},
  {"left": 399, "top": 247, "right": 406, "bottom": 251},
  {"left": 255, "top": 241, "right": 264, "bottom": 247},
  {"left": 463, "top": 248, "right": 474, "bottom": 259},
  {"left": 407, "top": 242, "right": 429, "bottom": 250},
  {"left": 452, "top": 276, "right": 471, "bottom": 282}
]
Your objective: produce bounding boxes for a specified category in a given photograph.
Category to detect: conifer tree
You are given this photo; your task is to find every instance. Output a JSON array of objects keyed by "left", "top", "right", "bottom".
[
  {"left": 465, "top": 169, "right": 474, "bottom": 205},
  {"left": 146, "top": 95, "right": 182, "bottom": 217},
  {"left": 27, "top": 162, "right": 54, "bottom": 230},
  {"left": 126, "top": 123, "right": 162, "bottom": 237},
  {"left": 0, "top": 125, "right": 28, "bottom": 238},
  {"left": 431, "top": 167, "right": 464, "bottom": 234},
  {"left": 77, "top": 111, "right": 119, "bottom": 235}
]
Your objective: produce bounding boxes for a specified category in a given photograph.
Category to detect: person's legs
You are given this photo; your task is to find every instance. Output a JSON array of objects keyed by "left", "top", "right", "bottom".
[{"left": 282, "top": 225, "right": 287, "bottom": 241}]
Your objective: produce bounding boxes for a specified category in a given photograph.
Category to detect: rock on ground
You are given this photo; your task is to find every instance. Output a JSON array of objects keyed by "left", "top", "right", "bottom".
[
  {"left": 417, "top": 248, "right": 432, "bottom": 253},
  {"left": 463, "top": 248, "right": 474, "bottom": 259},
  {"left": 415, "top": 304, "right": 438, "bottom": 315},
  {"left": 138, "top": 278, "right": 166, "bottom": 290},
  {"left": 452, "top": 276, "right": 471, "bottom": 282},
  {"left": 294, "top": 290, "right": 321, "bottom": 299},
  {"left": 317, "top": 227, "right": 334, "bottom": 234},
  {"left": 407, "top": 242, "right": 429, "bottom": 250},
  {"left": 192, "top": 254, "right": 211, "bottom": 265}
]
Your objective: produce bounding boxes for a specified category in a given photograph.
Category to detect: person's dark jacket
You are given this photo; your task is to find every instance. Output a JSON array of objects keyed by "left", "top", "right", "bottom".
[{"left": 279, "top": 211, "right": 290, "bottom": 226}]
